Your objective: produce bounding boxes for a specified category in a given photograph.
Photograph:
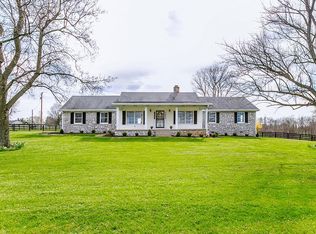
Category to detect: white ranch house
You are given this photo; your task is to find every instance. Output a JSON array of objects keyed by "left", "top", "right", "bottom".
[{"left": 61, "top": 86, "right": 259, "bottom": 136}]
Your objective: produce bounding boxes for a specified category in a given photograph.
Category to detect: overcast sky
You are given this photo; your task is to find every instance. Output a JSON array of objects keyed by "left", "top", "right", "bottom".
[{"left": 12, "top": 0, "right": 314, "bottom": 120}]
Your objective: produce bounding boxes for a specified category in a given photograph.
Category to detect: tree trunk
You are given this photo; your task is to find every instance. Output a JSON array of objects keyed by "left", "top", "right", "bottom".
[
  {"left": 0, "top": 107, "right": 10, "bottom": 147},
  {"left": 0, "top": 83, "right": 10, "bottom": 147}
]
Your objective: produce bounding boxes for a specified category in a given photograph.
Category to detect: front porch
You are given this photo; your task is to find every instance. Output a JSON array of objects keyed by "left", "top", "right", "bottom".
[{"left": 115, "top": 105, "right": 209, "bottom": 133}]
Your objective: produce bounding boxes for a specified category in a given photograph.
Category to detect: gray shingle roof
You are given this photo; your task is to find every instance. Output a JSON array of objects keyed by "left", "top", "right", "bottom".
[
  {"left": 61, "top": 96, "right": 119, "bottom": 110},
  {"left": 114, "top": 92, "right": 202, "bottom": 103},
  {"left": 61, "top": 94, "right": 258, "bottom": 111},
  {"left": 199, "top": 97, "right": 259, "bottom": 110}
]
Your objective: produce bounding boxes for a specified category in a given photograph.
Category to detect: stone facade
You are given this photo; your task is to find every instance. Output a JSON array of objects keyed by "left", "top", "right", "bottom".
[
  {"left": 208, "top": 111, "right": 256, "bottom": 136},
  {"left": 62, "top": 111, "right": 116, "bottom": 133},
  {"left": 62, "top": 111, "right": 256, "bottom": 136}
]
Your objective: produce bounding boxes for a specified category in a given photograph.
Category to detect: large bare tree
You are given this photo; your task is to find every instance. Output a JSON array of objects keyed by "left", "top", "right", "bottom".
[
  {"left": 192, "top": 63, "right": 237, "bottom": 97},
  {"left": 0, "top": 0, "right": 111, "bottom": 147},
  {"left": 225, "top": 0, "right": 316, "bottom": 109}
]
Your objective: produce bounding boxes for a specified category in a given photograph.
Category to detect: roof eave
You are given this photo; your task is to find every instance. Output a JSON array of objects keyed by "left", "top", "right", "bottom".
[
  {"left": 61, "top": 108, "right": 116, "bottom": 112},
  {"left": 113, "top": 102, "right": 211, "bottom": 106},
  {"left": 209, "top": 108, "right": 259, "bottom": 112}
]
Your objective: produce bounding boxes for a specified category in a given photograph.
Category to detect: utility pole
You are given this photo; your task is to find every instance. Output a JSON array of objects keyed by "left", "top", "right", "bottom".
[{"left": 40, "top": 92, "right": 43, "bottom": 126}]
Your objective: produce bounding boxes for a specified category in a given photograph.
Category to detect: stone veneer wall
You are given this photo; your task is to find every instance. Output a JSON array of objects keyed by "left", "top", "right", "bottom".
[
  {"left": 62, "top": 111, "right": 116, "bottom": 133},
  {"left": 208, "top": 111, "right": 256, "bottom": 136}
]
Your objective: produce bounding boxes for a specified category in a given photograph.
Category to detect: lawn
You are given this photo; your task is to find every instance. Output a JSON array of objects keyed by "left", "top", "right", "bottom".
[{"left": 1, "top": 132, "right": 316, "bottom": 233}]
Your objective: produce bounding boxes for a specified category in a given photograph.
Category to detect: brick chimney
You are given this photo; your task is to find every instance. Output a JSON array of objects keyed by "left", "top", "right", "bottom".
[{"left": 173, "top": 85, "right": 180, "bottom": 93}]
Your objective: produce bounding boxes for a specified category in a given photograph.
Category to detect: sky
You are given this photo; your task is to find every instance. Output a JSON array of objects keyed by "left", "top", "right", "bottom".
[{"left": 12, "top": 0, "right": 315, "bottom": 120}]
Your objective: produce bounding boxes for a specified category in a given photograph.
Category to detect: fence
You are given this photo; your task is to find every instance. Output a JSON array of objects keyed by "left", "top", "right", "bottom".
[
  {"left": 259, "top": 131, "right": 316, "bottom": 141},
  {"left": 9, "top": 124, "right": 59, "bottom": 132}
]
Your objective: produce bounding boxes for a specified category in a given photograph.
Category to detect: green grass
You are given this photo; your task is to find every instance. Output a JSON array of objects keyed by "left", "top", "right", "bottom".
[{"left": 1, "top": 132, "right": 316, "bottom": 233}]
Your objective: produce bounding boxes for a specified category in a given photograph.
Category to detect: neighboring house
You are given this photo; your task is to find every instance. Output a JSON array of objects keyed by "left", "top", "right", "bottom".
[
  {"left": 60, "top": 85, "right": 259, "bottom": 136},
  {"left": 9, "top": 120, "right": 24, "bottom": 125}
]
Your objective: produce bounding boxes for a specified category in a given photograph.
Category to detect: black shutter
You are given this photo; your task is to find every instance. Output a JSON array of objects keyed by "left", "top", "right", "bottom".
[
  {"left": 70, "top": 112, "right": 74, "bottom": 124},
  {"left": 83, "top": 112, "right": 86, "bottom": 124},
  {"left": 122, "top": 111, "right": 126, "bottom": 125},
  {"left": 245, "top": 112, "right": 249, "bottom": 123},
  {"left": 173, "top": 111, "right": 176, "bottom": 125},
  {"left": 108, "top": 112, "right": 112, "bottom": 124},
  {"left": 216, "top": 112, "right": 220, "bottom": 123},
  {"left": 234, "top": 112, "right": 238, "bottom": 123},
  {"left": 194, "top": 111, "right": 197, "bottom": 124},
  {"left": 96, "top": 112, "right": 100, "bottom": 124},
  {"left": 143, "top": 111, "right": 145, "bottom": 125}
]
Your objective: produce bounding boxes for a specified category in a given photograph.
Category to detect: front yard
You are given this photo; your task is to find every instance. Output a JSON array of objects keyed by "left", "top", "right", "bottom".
[{"left": 1, "top": 132, "right": 316, "bottom": 233}]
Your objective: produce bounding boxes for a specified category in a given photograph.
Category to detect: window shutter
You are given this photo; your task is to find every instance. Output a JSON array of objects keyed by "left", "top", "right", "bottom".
[
  {"left": 122, "top": 111, "right": 126, "bottom": 125},
  {"left": 234, "top": 112, "right": 237, "bottom": 123},
  {"left": 194, "top": 111, "right": 198, "bottom": 124},
  {"left": 245, "top": 112, "right": 249, "bottom": 123},
  {"left": 173, "top": 111, "right": 176, "bottom": 125},
  {"left": 143, "top": 111, "right": 145, "bottom": 125},
  {"left": 216, "top": 112, "right": 220, "bottom": 123},
  {"left": 96, "top": 112, "right": 100, "bottom": 124},
  {"left": 83, "top": 112, "right": 86, "bottom": 124},
  {"left": 70, "top": 112, "right": 74, "bottom": 124},
  {"left": 109, "top": 112, "right": 112, "bottom": 124}
]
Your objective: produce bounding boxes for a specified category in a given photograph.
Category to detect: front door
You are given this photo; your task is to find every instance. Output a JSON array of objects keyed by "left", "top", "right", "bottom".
[{"left": 155, "top": 110, "right": 165, "bottom": 128}]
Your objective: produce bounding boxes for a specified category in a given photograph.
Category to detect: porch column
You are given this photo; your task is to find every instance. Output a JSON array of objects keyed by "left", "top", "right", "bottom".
[
  {"left": 175, "top": 107, "right": 179, "bottom": 129},
  {"left": 145, "top": 107, "right": 148, "bottom": 129},
  {"left": 205, "top": 108, "right": 208, "bottom": 133},
  {"left": 116, "top": 107, "right": 120, "bottom": 129}
]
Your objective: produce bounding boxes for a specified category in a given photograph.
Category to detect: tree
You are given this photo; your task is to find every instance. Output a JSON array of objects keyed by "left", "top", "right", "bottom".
[
  {"left": 192, "top": 63, "right": 238, "bottom": 97},
  {"left": 0, "top": 0, "right": 112, "bottom": 147},
  {"left": 47, "top": 102, "right": 61, "bottom": 126},
  {"left": 225, "top": 0, "right": 316, "bottom": 109}
]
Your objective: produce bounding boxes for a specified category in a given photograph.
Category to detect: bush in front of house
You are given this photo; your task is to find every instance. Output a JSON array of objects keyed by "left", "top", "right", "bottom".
[
  {"left": 148, "top": 130, "right": 152, "bottom": 136},
  {"left": 199, "top": 134, "right": 204, "bottom": 138},
  {"left": 80, "top": 130, "right": 84, "bottom": 134},
  {"left": 59, "top": 129, "right": 64, "bottom": 134},
  {"left": 245, "top": 134, "right": 249, "bottom": 137},
  {"left": 122, "top": 132, "right": 127, "bottom": 137},
  {"left": 187, "top": 133, "right": 192, "bottom": 137},
  {"left": 256, "top": 133, "right": 259, "bottom": 137},
  {"left": 233, "top": 133, "right": 237, "bottom": 136},
  {"left": 176, "top": 132, "right": 181, "bottom": 137},
  {"left": 210, "top": 132, "right": 219, "bottom": 138},
  {"left": 135, "top": 133, "right": 139, "bottom": 137},
  {"left": 224, "top": 133, "right": 228, "bottom": 136},
  {"left": 91, "top": 129, "right": 96, "bottom": 134}
]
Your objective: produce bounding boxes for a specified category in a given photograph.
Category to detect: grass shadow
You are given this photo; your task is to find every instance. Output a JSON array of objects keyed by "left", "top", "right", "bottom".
[
  {"left": 11, "top": 132, "right": 49, "bottom": 139},
  {"left": 79, "top": 136, "right": 206, "bottom": 143}
]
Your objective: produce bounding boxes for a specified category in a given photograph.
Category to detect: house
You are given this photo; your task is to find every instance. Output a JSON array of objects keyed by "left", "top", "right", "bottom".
[{"left": 60, "top": 85, "right": 259, "bottom": 136}]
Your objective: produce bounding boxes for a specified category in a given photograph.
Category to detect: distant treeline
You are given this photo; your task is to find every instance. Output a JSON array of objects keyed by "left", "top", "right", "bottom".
[{"left": 259, "top": 116, "right": 316, "bottom": 135}]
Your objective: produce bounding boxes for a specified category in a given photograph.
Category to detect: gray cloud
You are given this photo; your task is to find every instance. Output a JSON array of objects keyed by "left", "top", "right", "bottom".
[
  {"left": 112, "top": 69, "right": 150, "bottom": 80},
  {"left": 106, "top": 68, "right": 152, "bottom": 92},
  {"left": 166, "top": 11, "right": 182, "bottom": 36},
  {"left": 127, "top": 84, "right": 142, "bottom": 91}
]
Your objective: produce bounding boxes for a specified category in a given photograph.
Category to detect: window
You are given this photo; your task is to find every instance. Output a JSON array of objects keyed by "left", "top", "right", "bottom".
[
  {"left": 100, "top": 112, "right": 108, "bottom": 124},
  {"left": 237, "top": 112, "right": 245, "bottom": 123},
  {"left": 74, "top": 112, "right": 83, "bottom": 124},
  {"left": 208, "top": 112, "right": 216, "bottom": 123},
  {"left": 127, "top": 111, "right": 143, "bottom": 125},
  {"left": 178, "top": 111, "right": 194, "bottom": 124}
]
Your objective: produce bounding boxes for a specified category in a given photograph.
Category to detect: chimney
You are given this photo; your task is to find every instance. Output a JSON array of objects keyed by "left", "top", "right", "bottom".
[{"left": 173, "top": 85, "right": 180, "bottom": 93}]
